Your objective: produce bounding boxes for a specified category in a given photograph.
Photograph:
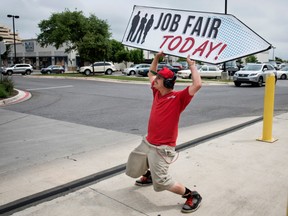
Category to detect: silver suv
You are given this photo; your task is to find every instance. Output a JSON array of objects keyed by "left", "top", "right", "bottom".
[
  {"left": 122, "top": 64, "right": 150, "bottom": 76},
  {"left": 79, "top": 62, "right": 116, "bottom": 76},
  {"left": 3, "top": 64, "right": 33, "bottom": 76},
  {"left": 233, "top": 63, "right": 277, "bottom": 87}
]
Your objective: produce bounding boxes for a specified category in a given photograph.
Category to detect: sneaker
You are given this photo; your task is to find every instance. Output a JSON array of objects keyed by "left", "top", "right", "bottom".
[
  {"left": 135, "top": 175, "right": 153, "bottom": 186},
  {"left": 181, "top": 191, "right": 202, "bottom": 213}
]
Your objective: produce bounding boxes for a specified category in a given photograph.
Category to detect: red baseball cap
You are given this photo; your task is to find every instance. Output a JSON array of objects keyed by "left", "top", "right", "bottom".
[{"left": 157, "top": 67, "right": 174, "bottom": 79}]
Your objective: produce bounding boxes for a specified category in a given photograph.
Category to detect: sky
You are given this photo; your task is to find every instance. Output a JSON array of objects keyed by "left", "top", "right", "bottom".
[{"left": 1, "top": 0, "right": 287, "bottom": 61}]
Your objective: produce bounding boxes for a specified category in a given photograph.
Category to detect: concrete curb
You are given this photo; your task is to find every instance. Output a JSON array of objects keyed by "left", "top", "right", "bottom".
[{"left": 0, "top": 89, "right": 31, "bottom": 106}]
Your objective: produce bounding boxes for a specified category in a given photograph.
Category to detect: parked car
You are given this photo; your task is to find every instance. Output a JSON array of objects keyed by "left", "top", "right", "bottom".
[
  {"left": 2, "top": 63, "right": 33, "bottom": 76},
  {"left": 122, "top": 64, "right": 150, "bottom": 76},
  {"left": 138, "top": 67, "right": 150, "bottom": 77},
  {"left": 157, "top": 64, "right": 179, "bottom": 73},
  {"left": 278, "top": 63, "right": 288, "bottom": 70},
  {"left": 179, "top": 61, "right": 189, "bottom": 69},
  {"left": 138, "top": 64, "right": 179, "bottom": 77},
  {"left": 172, "top": 62, "right": 188, "bottom": 70},
  {"left": 277, "top": 66, "right": 288, "bottom": 80},
  {"left": 177, "top": 65, "right": 222, "bottom": 79},
  {"left": 79, "top": 62, "right": 116, "bottom": 76},
  {"left": 264, "top": 61, "right": 280, "bottom": 70},
  {"left": 220, "top": 60, "right": 239, "bottom": 76},
  {"left": 41, "top": 65, "right": 65, "bottom": 74},
  {"left": 233, "top": 63, "right": 277, "bottom": 87}
]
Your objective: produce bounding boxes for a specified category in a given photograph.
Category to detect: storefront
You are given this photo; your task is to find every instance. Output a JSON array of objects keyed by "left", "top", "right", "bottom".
[{"left": 7, "top": 39, "right": 77, "bottom": 70}]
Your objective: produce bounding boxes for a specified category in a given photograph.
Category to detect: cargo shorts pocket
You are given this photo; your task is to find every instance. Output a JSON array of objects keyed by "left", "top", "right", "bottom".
[
  {"left": 156, "top": 146, "right": 178, "bottom": 164},
  {"left": 125, "top": 150, "right": 148, "bottom": 178}
]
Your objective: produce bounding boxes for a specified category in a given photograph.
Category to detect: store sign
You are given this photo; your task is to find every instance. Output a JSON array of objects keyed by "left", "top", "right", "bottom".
[
  {"left": 122, "top": 5, "right": 271, "bottom": 64},
  {"left": 25, "top": 41, "right": 34, "bottom": 52}
]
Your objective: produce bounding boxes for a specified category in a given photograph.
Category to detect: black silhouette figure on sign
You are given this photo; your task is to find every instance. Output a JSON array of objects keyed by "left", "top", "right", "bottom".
[
  {"left": 141, "top": 14, "right": 154, "bottom": 44},
  {"left": 126, "top": 11, "right": 141, "bottom": 41},
  {"left": 132, "top": 13, "right": 148, "bottom": 43}
]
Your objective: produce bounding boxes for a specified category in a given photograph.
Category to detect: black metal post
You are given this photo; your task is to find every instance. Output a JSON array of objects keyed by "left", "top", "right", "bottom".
[
  {"left": 7, "top": 14, "right": 19, "bottom": 64},
  {"left": 223, "top": 0, "right": 227, "bottom": 73}
]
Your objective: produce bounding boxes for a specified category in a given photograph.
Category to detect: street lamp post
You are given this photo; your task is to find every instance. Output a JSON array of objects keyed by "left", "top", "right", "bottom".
[
  {"left": 7, "top": 14, "right": 20, "bottom": 64},
  {"left": 272, "top": 46, "right": 276, "bottom": 61}
]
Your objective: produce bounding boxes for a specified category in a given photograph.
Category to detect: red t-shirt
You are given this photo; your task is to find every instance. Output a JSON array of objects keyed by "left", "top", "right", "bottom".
[{"left": 146, "top": 83, "right": 193, "bottom": 146}]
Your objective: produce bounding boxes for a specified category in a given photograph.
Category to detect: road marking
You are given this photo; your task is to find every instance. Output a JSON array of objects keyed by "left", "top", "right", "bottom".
[{"left": 27, "top": 85, "right": 73, "bottom": 91}]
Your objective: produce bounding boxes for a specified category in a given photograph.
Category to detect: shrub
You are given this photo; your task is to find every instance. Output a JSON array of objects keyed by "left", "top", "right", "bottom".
[
  {"left": 0, "top": 76, "right": 14, "bottom": 98},
  {"left": 0, "top": 84, "right": 8, "bottom": 98}
]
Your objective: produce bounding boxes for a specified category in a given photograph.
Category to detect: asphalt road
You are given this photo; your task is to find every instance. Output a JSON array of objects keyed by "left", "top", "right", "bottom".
[{"left": 3, "top": 75, "right": 288, "bottom": 135}]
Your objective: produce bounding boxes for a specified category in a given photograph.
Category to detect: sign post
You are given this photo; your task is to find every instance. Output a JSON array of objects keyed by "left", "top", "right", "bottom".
[
  {"left": 122, "top": 5, "right": 271, "bottom": 64},
  {"left": 0, "top": 42, "right": 6, "bottom": 81}
]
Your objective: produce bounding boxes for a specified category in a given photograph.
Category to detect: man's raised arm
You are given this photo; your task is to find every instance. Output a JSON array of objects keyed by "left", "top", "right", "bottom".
[
  {"left": 187, "top": 55, "right": 202, "bottom": 96},
  {"left": 148, "top": 51, "right": 164, "bottom": 83}
]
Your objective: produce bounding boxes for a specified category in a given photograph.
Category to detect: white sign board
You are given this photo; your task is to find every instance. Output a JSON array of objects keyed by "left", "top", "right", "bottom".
[{"left": 122, "top": 5, "right": 271, "bottom": 64}]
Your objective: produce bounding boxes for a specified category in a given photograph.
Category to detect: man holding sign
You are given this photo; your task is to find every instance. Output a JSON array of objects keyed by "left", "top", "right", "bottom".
[{"left": 126, "top": 51, "right": 202, "bottom": 213}]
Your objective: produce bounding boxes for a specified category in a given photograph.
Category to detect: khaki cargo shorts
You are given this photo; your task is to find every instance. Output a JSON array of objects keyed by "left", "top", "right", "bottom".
[{"left": 126, "top": 137, "right": 177, "bottom": 192}]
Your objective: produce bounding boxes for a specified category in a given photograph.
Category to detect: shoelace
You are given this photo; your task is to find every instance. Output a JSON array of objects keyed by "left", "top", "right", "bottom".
[
  {"left": 185, "top": 197, "right": 193, "bottom": 206},
  {"left": 140, "top": 176, "right": 149, "bottom": 182}
]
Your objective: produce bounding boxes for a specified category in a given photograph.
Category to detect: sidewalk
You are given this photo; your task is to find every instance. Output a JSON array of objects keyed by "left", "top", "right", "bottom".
[{"left": 0, "top": 105, "right": 287, "bottom": 215}]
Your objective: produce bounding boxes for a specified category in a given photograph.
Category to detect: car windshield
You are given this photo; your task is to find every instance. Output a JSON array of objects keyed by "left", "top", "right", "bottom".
[
  {"left": 242, "top": 64, "right": 262, "bottom": 71},
  {"left": 281, "top": 67, "right": 288, "bottom": 71},
  {"left": 47, "top": 65, "right": 53, "bottom": 68}
]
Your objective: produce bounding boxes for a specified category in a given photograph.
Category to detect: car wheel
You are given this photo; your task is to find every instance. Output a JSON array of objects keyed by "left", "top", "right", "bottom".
[
  {"left": 47, "top": 71, "right": 51, "bottom": 74},
  {"left": 105, "top": 69, "right": 113, "bottom": 75},
  {"left": 84, "top": 69, "right": 91, "bottom": 76},
  {"left": 130, "top": 70, "right": 136, "bottom": 76},
  {"left": 234, "top": 81, "right": 241, "bottom": 87},
  {"left": 7, "top": 71, "right": 12, "bottom": 76},
  {"left": 26, "top": 70, "right": 31, "bottom": 75},
  {"left": 280, "top": 74, "right": 287, "bottom": 80},
  {"left": 257, "top": 77, "right": 263, "bottom": 87}
]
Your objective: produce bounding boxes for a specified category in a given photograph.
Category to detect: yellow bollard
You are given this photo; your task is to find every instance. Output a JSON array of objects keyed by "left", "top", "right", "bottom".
[{"left": 257, "top": 73, "right": 278, "bottom": 143}]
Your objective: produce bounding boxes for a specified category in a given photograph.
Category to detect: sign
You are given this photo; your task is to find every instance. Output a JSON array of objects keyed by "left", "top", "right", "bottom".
[
  {"left": 25, "top": 41, "right": 34, "bottom": 52},
  {"left": 0, "top": 42, "right": 6, "bottom": 55},
  {"left": 122, "top": 5, "right": 271, "bottom": 64}
]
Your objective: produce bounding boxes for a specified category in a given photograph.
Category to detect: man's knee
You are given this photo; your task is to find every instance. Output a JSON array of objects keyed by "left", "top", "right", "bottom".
[{"left": 152, "top": 178, "right": 174, "bottom": 192}]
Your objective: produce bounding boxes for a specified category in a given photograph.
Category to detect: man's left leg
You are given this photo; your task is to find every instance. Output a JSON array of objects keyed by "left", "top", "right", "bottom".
[{"left": 168, "top": 182, "right": 202, "bottom": 213}]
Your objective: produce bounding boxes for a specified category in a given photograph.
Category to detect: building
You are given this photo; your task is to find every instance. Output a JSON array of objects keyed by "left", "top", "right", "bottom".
[
  {"left": 6, "top": 38, "right": 78, "bottom": 70},
  {"left": 0, "top": 24, "right": 21, "bottom": 44},
  {"left": 1, "top": 24, "right": 78, "bottom": 70}
]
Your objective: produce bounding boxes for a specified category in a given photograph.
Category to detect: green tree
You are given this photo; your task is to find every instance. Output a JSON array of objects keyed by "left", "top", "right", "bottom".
[
  {"left": 109, "top": 39, "right": 125, "bottom": 63},
  {"left": 245, "top": 55, "right": 258, "bottom": 63},
  {"left": 275, "top": 57, "right": 283, "bottom": 63},
  {"left": 115, "top": 49, "right": 130, "bottom": 67},
  {"left": 37, "top": 9, "right": 111, "bottom": 63},
  {"left": 129, "top": 49, "right": 144, "bottom": 64}
]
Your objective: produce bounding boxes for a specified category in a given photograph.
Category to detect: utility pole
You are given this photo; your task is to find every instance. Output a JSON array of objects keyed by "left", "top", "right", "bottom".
[{"left": 7, "top": 14, "right": 19, "bottom": 64}]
